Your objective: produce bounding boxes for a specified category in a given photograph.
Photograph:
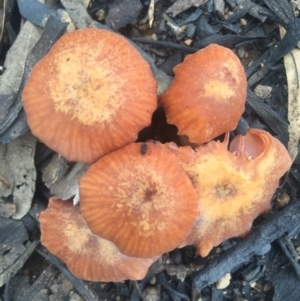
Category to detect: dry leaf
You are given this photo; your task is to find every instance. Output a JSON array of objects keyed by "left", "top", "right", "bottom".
[
  {"left": 81, "top": 0, "right": 91, "bottom": 8},
  {"left": 0, "top": 203, "right": 16, "bottom": 218},
  {"left": 41, "top": 153, "right": 69, "bottom": 187},
  {"left": 0, "top": 0, "right": 5, "bottom": 42},
  {"left": 0, "top": 145, "right": 13, "bottom": 199},
  {"left": 0, "top": 21, "right": 41, "bottom": 96},
  {"left": 281, "top": 26, "right": 300, "bottom": 160},
  {"left": 166, "top": 0, "right": 208, "bottom": 17},
  {"left": 60, "top": 0, "right": 99, "bottom": 29},
  {"left": 41, "top": 153, "right": 88, "bottom": 206},
  {"left": 0, "top": 133, "right": 36, "bottom": 219}
]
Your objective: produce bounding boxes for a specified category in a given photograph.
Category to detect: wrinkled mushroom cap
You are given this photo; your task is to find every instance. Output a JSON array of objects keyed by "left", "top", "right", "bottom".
[
  {"left": 22, "top": 28, "right": 157, "bottom": 163},
  {"left": 161, "top": 44, "right": 247, "bottom": 144},
  {"left": 80, "top": 141, "right": 198, "bottom": 258},
  {"left": 39, "top": 198, "right": 157, "bottom": 282},
  {"left": 166, "top": 129, "right": 291, "bottom": 257}
]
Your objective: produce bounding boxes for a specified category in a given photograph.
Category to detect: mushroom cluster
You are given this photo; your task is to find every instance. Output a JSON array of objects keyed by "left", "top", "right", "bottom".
[{"left": 22, "top": 28, "right": 292, "bottom": 282}]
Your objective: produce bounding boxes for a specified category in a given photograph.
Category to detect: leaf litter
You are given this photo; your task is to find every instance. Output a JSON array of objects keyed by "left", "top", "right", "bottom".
[{"left": 1, "top": 0, "right": 300, "bottom": 300}]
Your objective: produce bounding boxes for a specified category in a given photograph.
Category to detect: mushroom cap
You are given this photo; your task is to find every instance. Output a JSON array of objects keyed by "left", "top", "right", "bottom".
[
  {"left": 79, "top": 141, "right": 198, "bottom": 258},
  {"left": 161, "top": 44, "right": 247, "bottom": 144},
  {"left": 22, "top": 28, "right": 157, "bottom": 163},
  {"left": 39, "top": 198, "right": 158, "bottom": 282},
  {"left": 166, "top": 129, "right": 291, "bottom": 257}
]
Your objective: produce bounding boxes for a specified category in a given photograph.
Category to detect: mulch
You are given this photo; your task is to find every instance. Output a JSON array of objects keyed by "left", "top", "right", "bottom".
[{"left": 1, "top": 0, "right": 300, "bottom": 300}]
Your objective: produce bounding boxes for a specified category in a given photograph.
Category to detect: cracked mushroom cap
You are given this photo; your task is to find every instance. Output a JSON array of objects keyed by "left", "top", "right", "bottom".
[
  {"left": 22, "top": 28, "right": 157, "bottom": 164},
  {"left": 80, "top": 141, "right": 198, "bottom": 258},
  {"left": 161, "top": 44, "right": 247, "bottom": 144},
  {"left": 39, "top": 198, "right": 158, "bottom": 282},
  {"left": 166, "top": 129, "right": 291, "bottom": 257}
]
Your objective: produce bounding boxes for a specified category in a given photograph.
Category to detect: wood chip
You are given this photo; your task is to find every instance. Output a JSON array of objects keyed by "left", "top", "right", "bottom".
[
  {"left": 105, "top": 0, "right": 142, "bottom": 30},
  {"left": 0, "top": 218, "right": 38, "bottom": 286},
  {"left": 214, "top": 0, "right": 225, "bottom": 18},
  {"left": 148, "top": 0, "right": 155, "bottom": 28},
  {"left": 166, "top": 0, "right": 208, "bottom": 17},
  {"left": 216, "top": 273, "right": 231, "bottom": 289}
]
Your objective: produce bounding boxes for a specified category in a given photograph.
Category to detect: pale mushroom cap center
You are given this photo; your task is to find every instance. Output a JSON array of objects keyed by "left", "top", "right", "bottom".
[
  {"left": 62, "top": 209, "right": 124, "bottom": 266},
  {"left": 203, "top": 79, "right": 234, "bottom": 101},
  {"left": 109, "top": 168, "right": 172, "bottom": 236},
  {"left": 49, "top": 48, "right": 124, "bottom": 126}
]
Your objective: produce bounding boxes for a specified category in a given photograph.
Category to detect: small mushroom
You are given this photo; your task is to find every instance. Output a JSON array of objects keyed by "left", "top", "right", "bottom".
[
  {"left": 22, "top": 28, "right": 157, "bottom": 164},
  {"left": 39, "top": 198, "right": 158, "bottom": 282},
  {"left": 161, "top": 44, "right": 247, "bottom": 144},
  {"left": 79, "top": 141, "right": 198, "bottom": 259},
  {"left": 166, "top": 129, "right": 291, "bottom": 257}
]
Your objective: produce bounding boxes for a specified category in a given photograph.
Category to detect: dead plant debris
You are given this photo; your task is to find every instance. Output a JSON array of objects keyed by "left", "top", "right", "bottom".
[{"left": 1, "top": 0, "right": 300, "bottom": 300}]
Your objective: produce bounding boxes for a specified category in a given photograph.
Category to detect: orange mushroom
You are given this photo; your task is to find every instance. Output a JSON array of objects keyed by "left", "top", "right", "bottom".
[
  {"left": 22, "top": 28, "right": 157, "bottom": 164},
  {"left": 79, "top": 141, "right": 198, "bottom": 259},
  {"left": 161, "top": 44, "right": 247, "bottom": 144},
  {"left": 166, "top": 129, "right": 291, "bottom": 257},
  {"left": 39, "top": 198, "right": 158, "bottom": 282}
]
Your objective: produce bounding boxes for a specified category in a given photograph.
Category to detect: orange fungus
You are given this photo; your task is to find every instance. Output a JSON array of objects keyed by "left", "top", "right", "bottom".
[
  {"left": 39, "top": 198, "right": 158, "bottom": 282},
  {"left": 166, "top": 129, "right": 291, "bottom": 257},
  {"left": 79, "top": 141, "right": 198, "bottom": 259},
  {"left": 22, "top": 28, "right": 157, "bottom": 163},
  {"left": 161, "top": 44, "right": 247, "bottom": 144}
]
